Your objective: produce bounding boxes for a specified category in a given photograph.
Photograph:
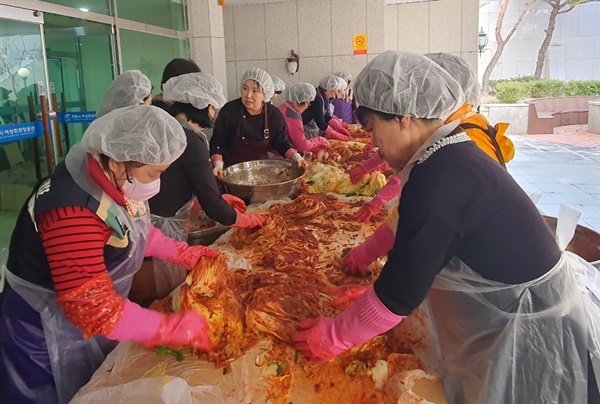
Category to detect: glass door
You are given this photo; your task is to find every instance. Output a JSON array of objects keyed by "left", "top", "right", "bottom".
[
  {"left": 44, "top": 14, "right": 116, "bottom": 152},
  {"left": 0, "top": 5, "right": 53, "bottom": 248}
]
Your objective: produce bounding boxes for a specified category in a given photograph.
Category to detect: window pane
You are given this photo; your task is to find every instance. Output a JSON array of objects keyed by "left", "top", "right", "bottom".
[
  {"left": 42, "top": 0, "right": 111, "bottom": 15},
  {"left": 119, "top": 29, "right": 188, "bottom": 93},
  {"left": 117, "top": 0, "right": 186, "bottom": 31}
]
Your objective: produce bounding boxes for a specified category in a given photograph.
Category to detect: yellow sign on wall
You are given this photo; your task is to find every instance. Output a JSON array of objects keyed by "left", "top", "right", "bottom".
[{"left": 353, "top": 34, "right": 367, "bottom": 54}]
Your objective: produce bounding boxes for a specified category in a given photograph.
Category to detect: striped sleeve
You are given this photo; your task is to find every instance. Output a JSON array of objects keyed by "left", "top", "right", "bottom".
[{"left": 37, "top": 206, "right": 112, "bottom": 296}]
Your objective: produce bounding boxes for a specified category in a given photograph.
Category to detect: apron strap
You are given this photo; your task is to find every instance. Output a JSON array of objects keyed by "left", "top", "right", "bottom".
[
  {"left": 460, "top": 123, "right": 506, "bottom": 168},
  {"left": 263, "top": 103, "right": 269, "bottom": 139},
  {"left": 460, "top": 122, "right": 507, "bottom": 169}
]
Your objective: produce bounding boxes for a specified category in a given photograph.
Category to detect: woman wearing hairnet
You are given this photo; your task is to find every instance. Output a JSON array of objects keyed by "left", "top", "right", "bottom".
[
  {"left": 331, "top": 71, "right": 356, "bottom": 124},
  {"left": 278, "top": 82, "right": 330, "bottom": 153},
  {"left": 152, "top": 58, "right": 201, "bottom": 115},
  {"left": 301, "top": 74, "right": 351, "bottom": 140},
  {"left": 270, "top": 75, "right": 285, "bottom": 103},
  {"left": 350, "top": 52, "right": 515, "bottom": 224},
  {"left": 210, "top": 67, "right": 305, "bottom": 176},
  {"left": 149, "top": 73, "right": 266, "bottom": 299},
  {"left": 96, "top": 70, "right": 153, "bottom": 117},
  {"left": 293, "top": 51, "right": 599, "bottom": 403},
  {"left": 427, "top": 52, "right": 515, "bottom": 167},
  {"left": 0, "top": 106, "right": 219, "bottom": 404}
]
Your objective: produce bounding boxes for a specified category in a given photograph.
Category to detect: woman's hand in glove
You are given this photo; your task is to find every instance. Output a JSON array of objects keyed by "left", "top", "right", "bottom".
[
  {"left": 349, "top": 165, "right": 368, "bottom": 184},
  {"left": 172, "top": 244, "right": 220, "bottom": 271},
  {"left": 342, "top": 224, "right": 394, "bottom": 276},
  {"left": 222, "top": 194, "right": 246, "bottom": 213},
  {"left": 355, "top": 203, "right": 379, "bottom": 223},
  {"left": 293, "top": 317, "right": 349, "bottom": 363},
  {"left": 363, "top": 142, "right": 374, "bottom": 156},
  {"left": 211, "top": 154, "right": 225, "bottom": 178},
  {"left": 342, "top": 247, "right": 373, "bottom": 277},
  {"left": 294, "top": 289, "right": 405, "bottom": 363},
  {"left": 213, "top": 167, "right": 224, "bottom": 178},
  {"left": 329, "top": 116, "right": 351, "bottom": 136},
  {"left": 233, "top": 212, "right": 266, "bottom": 228},
  {"left": 107, "top": 299, "right": 212, "bottom": 352},
  {"left": 142, "top": 311, "right": 212, "bottom": 351},
  {"left": 324, "top": 126, "right": 351, "bottom": 141}
]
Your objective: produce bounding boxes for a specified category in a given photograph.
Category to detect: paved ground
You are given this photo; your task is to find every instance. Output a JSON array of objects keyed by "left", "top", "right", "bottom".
[
  {"left": 525, "top": 125, "right": 600, "bottom": 148},
  {"left": 508, "top": 133, "right": 600, "bottom": 232}
]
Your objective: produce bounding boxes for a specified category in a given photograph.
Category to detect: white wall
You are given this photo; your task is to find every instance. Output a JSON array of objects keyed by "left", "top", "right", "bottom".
[
  {"left": 479, "top": 0, "right": 600, "bottom": 82},
  {"left": 222, "top": 0, "right": 479, "bottom": 99}
]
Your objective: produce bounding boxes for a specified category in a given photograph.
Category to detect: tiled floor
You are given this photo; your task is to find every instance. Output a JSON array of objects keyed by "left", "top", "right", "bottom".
[{"left": 508, "top": 135, "right": 600, "bottom": 232}]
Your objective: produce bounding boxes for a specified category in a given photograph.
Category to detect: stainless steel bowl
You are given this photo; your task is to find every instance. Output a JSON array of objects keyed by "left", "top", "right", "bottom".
[
  {"left": 188, "top": 225, "right": 230, "bottom": 246},
  {"left": 221, "top": 159, "right": 305, "bottom": 204}
]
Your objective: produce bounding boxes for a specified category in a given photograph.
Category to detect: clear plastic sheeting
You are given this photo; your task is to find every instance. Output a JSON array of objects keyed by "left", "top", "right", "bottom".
[
  {"left": 80, "top": 105, "right": 186, "bottom": 166},
  {"left": 150, "top": 199, "right": 194, "bottom": 299},
  {"left": 429, "top": 206, "right": 600, "bottom": 403},
  {"left": 353, "top": 50, "right": 465, "bottom": 121}
]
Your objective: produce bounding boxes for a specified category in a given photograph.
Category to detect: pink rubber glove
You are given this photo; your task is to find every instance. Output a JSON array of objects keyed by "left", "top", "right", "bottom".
[
  {"left": 355, "top": 175, "right": 402, "bottom": 222},
  {"left": 325, "top": 125, "right": 351, "bottom": 141},
  {"left": 222, "top": 194, "right": 246, "bottom": 213},
  {"left": 146, "top": 226, "right": 220, "bottom": 270},
  {"left": 363, "top": 141, "right": 375, "bottom": 156},
  {"left": 233, "top": 211, "right": 266, "bottom": 228},
  {"left": 313, "top": 136, "right": 331, "bottom": 151},
  {"left": 293, "top": 288, "right": 405, "bottom": 362},
  {"left": 107, "top": 299, "right": 212, "bottom": 351},
  {"left": 342, "top": 224, "right": 395, "bottom": 276},
  {"left": 192, "top": 198, "right": 202, "bottom": 211},
  {"left": 173, "top": 245, "right": 220, "bottom": 270},
  {"left": 349, "top": 154, "right": 389, "bottom": 184},
  {"left": 329, "top": 116, "right": 351, "bottom": 136}
]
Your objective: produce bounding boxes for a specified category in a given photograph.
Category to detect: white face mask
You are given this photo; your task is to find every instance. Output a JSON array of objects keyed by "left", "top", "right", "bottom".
[{"left": 122, "top": 177, "right": 161, "bottom": 201}]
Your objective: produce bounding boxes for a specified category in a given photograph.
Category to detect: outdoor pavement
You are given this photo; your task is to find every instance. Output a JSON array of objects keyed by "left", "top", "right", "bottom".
[{"left": 508, "top": 127, "right": 600, "bottom": 232}]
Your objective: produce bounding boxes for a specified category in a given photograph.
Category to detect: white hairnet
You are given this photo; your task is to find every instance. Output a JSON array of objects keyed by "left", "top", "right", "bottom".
[
  {"left": 163, "top": 72, "right": 227, "bottom": 110},
  {"left": 96, "top": 70, "right": 152, "bottom": 118},
  {"left": 271, "top": 75, "right": 286, "bottom": 92},
  {"left": 241, "top": 68, "right": 274, "bottom": 102},
  {"left": 81, "top": 105, "right": 186, "bottom": 165},
  {"left": 334, "top": 71, "right": 353, "bottom": 82},
  {"left": 319, "top": 75, "right": 347, "bottom": 91},
  {"left": 353, "top": 50, "right": 465, "bottom": 120},
  {"left": 425, "top": 52, "right": 481, "bottom": 107},
  {"left": 286, "top": 82, "right": 317, "bottom": 104}
]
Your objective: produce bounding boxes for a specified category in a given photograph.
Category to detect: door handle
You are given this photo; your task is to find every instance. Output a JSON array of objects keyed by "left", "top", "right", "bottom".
[
  {"left": 39, "top": 93, "right": 54, "bottom": 174},
  {"left": 49, "top": 90, "right": 63, "bottom": 158}
]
